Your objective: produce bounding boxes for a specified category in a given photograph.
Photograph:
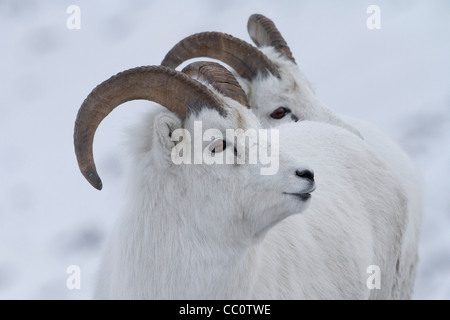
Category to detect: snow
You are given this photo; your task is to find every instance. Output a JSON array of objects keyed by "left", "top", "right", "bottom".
[{"left": 0, "top": 0, "right": 448, "bottom": 299}]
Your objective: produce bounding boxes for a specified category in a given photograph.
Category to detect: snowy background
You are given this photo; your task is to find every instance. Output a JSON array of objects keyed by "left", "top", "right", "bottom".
[{"left": 0, "top": 0, "right": 448, "bottom": 299}]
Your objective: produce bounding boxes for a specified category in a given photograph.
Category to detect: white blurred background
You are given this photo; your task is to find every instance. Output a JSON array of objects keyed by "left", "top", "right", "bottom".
[{"left": 0, "top": 0, "right": 448, "bottom": 299}]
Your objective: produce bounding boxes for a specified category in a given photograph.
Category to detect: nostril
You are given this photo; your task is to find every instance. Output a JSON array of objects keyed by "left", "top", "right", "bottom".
[{"left": 296, "top": 169, "right": 314, "bottom": 182}]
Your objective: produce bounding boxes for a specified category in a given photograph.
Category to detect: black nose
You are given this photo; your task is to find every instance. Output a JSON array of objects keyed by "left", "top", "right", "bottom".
[{"left": 296, "top": 169, "right": 314, "bottom": 182}]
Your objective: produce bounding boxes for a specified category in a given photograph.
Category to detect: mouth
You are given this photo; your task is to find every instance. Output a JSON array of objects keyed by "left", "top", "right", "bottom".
[
  {"left": 283, "top": 186, "right": 316, "bottom": 201},
  {"left": 291, "top": 193, "right": 312, "bottom": 201}
]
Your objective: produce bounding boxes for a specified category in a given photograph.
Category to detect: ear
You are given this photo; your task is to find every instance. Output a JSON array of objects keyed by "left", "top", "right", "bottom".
[{"left": 153, "top": 112, "right": 182, "bottom": 153}]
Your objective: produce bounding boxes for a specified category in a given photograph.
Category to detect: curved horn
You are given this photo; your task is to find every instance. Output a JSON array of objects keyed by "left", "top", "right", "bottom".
[
  {"left": 182, "top": 61, "right": 249, "bottom": 108},
  {"left": 161, "top": 32, "right": 280, "bottom": 80},
  {"left": 74, "top": 65, "right": 224, "bottom": 190},
  {"left": 247, "top": 14, "right": 296, "bottom": 64}
]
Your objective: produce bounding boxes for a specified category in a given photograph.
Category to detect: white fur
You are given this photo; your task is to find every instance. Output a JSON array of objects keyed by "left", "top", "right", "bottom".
[
  {"left": 94, "top": 94, "right": 408, "bottom": 299},
  {"left": 236, "top": 46, "right": 423, "bottom": 299}
]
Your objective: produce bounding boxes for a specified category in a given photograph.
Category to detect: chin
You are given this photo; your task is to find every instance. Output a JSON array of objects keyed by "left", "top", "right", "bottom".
[
  {"left": 275, "top": 199, "right": 312, "bottom": 225},
  {"left": 290, "top": 195, "right": 312, "bottom": 215}
]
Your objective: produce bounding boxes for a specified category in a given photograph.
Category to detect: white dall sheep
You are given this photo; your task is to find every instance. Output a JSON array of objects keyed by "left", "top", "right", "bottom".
[
  {"left": 161, "top": 16, "right": 423, "bottom": 298},
  {"left": 74, "top": 63, "right": 406, "bottom": 299}
]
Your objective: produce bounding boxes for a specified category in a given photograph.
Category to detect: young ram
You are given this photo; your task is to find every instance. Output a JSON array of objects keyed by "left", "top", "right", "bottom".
[
  {"left": 161, "top": 15, "right": 423, "bottom": 298},
  {"left": 74, "top": 63, "right": 406, "bottom": 299}
]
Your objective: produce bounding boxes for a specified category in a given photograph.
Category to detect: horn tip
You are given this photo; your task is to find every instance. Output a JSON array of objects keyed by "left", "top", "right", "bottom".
[
  {"left": 86, "top": 169, "right": 103, "bottom": 190},
  {"left": 249, "top": 13, "right": 264, "bottom": 21},
  {"left": 93, "top": 182, "right": 103, "bottom": 191}
]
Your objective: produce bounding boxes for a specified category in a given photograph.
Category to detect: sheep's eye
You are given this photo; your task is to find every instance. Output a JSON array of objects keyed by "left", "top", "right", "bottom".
[
  {"left": 270, "top": 107, "right": 289, "bottom": 119},
  {"left": 209, "top": 139, "right": 226, "bottom": 154}
]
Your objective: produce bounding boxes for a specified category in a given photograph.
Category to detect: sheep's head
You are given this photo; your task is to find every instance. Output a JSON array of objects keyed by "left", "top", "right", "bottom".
[
  {"left": 74, "top": 63, "right": 315, "bottom": 241},
  {"left": 161, "top": 14, "right": 360, "bottom": 136},
  {"left": 245, "top": 14, "right": 340, "bottom": 128}
]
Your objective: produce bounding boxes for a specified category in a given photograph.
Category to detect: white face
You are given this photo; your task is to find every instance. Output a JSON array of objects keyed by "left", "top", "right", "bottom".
[
  {"left": 250, "top": 81, "right": 301, "bottom": 129},
  {"left": 151, "top": 102, "right": 315, "bottom": 243},
  {"left": 241, "top": 47, "right": 319, "bottom": 129}
]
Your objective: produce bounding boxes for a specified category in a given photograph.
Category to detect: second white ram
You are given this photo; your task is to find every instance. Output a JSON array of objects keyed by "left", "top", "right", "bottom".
[{"left": 161, "top": 15, "right": 423, "bottom": 298}]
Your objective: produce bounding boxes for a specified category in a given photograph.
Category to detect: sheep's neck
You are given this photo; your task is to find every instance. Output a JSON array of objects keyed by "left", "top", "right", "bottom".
[{"left": 129, "top": 208, "right": 260, "bottom": 299}]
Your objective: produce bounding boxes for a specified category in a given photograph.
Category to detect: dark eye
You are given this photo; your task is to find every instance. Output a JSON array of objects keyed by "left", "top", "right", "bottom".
[
  {"left": 270, "top": 107, "right": 290, "bottom": 119},
  {"left": 209, "top": 139, "right": 226, "bottom": 154}
]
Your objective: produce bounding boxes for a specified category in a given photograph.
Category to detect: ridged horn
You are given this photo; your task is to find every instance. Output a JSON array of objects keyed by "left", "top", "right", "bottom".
[
  {"left": 182, "top": 61, "right": 249, "bottom": 108},
  {"left": 74, "top": 65, "right": 225, "bottom": 190},
  {"left": 161, "top": 32, "right": 280, "bottom": 80},
  {"left": 247, "top": 14, "right": 296, "bottom": 64}
]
